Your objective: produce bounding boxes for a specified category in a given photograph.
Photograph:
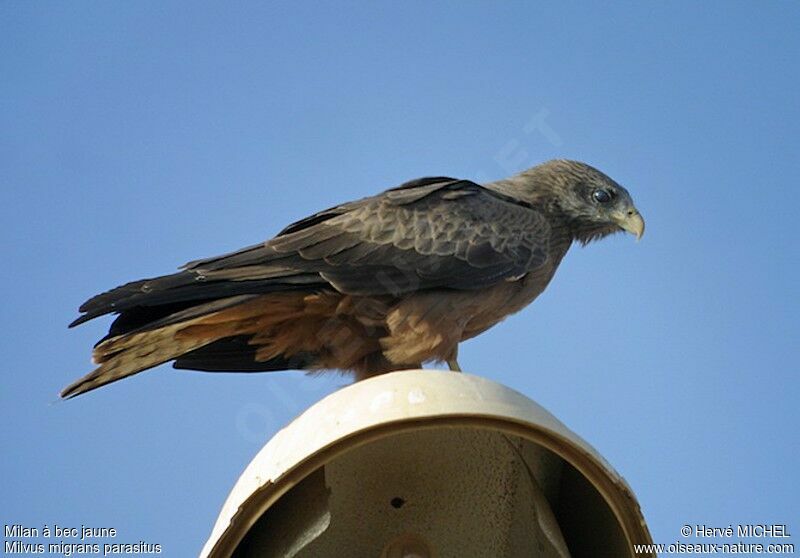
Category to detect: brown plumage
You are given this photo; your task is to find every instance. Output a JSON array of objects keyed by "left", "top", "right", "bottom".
[{"left": 63, "top": 159, "right": 645, "bottom": 398}]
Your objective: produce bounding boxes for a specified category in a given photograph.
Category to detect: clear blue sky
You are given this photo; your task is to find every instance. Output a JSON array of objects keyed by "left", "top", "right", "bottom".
[{"left": 2, "top": 1, "right": 797, "bottom": 554}]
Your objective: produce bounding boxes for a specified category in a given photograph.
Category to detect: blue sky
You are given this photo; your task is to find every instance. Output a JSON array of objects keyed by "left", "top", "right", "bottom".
[{"left": 2, "top": 1, "right": 797, "bottom": 554}]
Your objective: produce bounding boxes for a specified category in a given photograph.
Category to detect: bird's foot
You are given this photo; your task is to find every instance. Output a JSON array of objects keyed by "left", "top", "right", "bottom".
[{"left": 447, "top": 359, "right": 462, "bottom": 372}]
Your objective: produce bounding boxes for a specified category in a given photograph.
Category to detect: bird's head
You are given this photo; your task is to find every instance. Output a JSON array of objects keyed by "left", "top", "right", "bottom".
[{"left": 509, "top": 160, "right": 645, "bottom": 245}]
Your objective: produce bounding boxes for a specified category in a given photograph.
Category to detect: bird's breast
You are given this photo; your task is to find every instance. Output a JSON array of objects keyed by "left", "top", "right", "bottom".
[{"left": 458, "top": 264, "right": 557, "bottom": 340}]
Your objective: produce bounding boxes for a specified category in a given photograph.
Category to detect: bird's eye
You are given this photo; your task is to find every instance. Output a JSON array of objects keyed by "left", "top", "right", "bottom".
[{"left": 593, "top": 189, "right": 613, "bottom": 203}]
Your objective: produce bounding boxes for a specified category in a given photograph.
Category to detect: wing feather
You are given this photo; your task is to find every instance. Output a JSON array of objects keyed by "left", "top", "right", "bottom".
[{"left": 72, "top": 177, "right": 552, "bottom": 327}]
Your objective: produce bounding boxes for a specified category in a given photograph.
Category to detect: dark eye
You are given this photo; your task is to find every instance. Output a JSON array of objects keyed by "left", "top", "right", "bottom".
[{"left": 593, "top": 189, "right": 613, "bottom": 203}]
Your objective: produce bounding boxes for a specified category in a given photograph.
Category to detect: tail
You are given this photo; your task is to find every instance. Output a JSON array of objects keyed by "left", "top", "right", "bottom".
[
  {"left": 62, "top": 321, "right": 218, "bottom": 398},
  {"left": 65, "top": 252, "right": 324, "bottom": 398},
  {"left": 63, "top": 294, "right": 298, "bottom": 398},
  {"left": 62, "top": 290, "right": 383, "bottom": 398}
]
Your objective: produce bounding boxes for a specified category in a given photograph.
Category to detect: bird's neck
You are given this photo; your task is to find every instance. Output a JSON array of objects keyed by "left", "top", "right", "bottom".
[
  {"left": 485, "top": 179, "right": 562, "bottom": 210},
  {"left": 570, "top": 222, "right": 620, "bottom": 245},
  {"left": 486, "top": 177, "right": 618, "bottom": 245}
]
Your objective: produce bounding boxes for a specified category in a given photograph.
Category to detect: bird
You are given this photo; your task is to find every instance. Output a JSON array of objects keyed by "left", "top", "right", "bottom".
[{"left": 63, "top": 159, "right": 644, "bottom": 398}]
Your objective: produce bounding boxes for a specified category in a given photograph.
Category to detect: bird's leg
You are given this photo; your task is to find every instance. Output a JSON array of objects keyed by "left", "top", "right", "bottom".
[{"left": 446, "top": 346, "right": 462, "bottom": 373}]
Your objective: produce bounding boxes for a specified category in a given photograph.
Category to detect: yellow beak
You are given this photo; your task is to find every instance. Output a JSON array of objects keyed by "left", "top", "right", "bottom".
[{"left": 615, "top": 209, "right": 645, "bottom": 240}]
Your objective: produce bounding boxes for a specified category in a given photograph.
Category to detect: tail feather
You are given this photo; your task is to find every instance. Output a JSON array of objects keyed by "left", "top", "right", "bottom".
[
  {"left": 61, "top": 322, "right": 222, "bottom": 399},
  {"left": 63, "top": 291, "right": 393, "bottom": 398},
  {"left": 62, "top": 297, "right": 273, "bottom": 398},
  {"left": 63, "top": 293, "right": 331, "bottom": 398},
  {"left": 173, "top": 336, "right": 314, "bottom": 372}
]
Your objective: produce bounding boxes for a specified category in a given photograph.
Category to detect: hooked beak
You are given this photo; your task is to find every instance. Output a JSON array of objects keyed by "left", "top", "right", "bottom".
[{"left": 614, "top": 208, "right": 645, "bottom": 240}]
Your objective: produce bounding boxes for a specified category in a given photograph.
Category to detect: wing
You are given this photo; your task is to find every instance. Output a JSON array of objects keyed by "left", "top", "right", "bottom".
[
  {"left": 71, "top": 177, "right": 552, "bottom": 328},
  {"left": 181, "top": 176, "right": 552, "bottom": 294},
  {"left": 266, "top": 179, "right": 551, "bottom": 295}
]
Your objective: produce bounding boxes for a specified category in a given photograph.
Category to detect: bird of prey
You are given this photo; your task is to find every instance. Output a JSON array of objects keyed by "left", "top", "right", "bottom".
[{"left": 63, "top": 159, "right": 644, "bottom": 398}]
